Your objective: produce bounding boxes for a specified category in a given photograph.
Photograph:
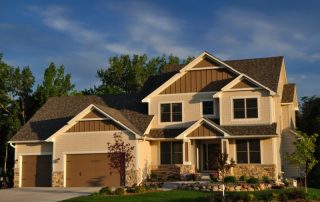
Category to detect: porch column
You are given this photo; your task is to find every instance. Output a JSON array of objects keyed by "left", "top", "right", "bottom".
[
  {"left": 221, "top": 139, "right": 229, "bottom": 156},
  {"left": 183, "top": 139, "right": 191, "bottom": 165}
]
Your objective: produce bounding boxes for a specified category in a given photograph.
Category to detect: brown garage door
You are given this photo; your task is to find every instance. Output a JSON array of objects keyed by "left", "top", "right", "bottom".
[
  {"left": 21, "top": 155, "right": 52, "bottom": 187},
  {"left": 66, "top": 153, "right": 123, "bottom": 187}
]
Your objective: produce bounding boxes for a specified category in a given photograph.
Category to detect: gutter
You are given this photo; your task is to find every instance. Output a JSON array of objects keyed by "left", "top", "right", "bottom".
[{"left": 9, "top": 142, "right": 16, "bottom": 149}]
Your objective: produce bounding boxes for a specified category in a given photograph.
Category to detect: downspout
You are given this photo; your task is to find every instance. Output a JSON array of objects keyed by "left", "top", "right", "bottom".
[{"left": 9, "top": 142, "right": 16, "bottom": 149}]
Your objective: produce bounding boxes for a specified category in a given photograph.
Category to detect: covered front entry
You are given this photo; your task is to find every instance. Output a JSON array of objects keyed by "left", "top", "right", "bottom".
[
  {"left": 66, "top": 153, "right": 124, "bottom": 187},
  {"left": 201, "top": 141, "right": 221, "bottom": 171},
  {"left": 21, "top": 155, "right": 52, "bottom": 187}
]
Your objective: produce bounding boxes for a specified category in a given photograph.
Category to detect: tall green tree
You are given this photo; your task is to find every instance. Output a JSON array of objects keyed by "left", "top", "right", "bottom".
[
  {"left": 34, "top": 62, "right": 75, "bottom": 107},
  {"left": 297, "top": 96, "right": 320, "bottom": 188},
  {"left": 90, "top": 54, "right": 194, "bottom": 95},
  {"left": 0, "top": 54, "right": 35, "bottom": 187},
  {"left": 287, "top": 131, "right": 318, "bottom": 193}
]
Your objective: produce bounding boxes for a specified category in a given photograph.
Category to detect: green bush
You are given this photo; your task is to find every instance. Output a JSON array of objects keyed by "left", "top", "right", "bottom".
[
  {"left": 209, "top": 173, "right": 218, "bottom": 182},
  {"left": 150, "top": 172, "right": 157, "bottom": 180},
  {"left": 262, "top": 175, "right": 270, "bottom": 183},
  {"left": 246, "top": 176, "right": 259, "bottom": 184},
  {"left": 239, "top": 175, "right": 248, "bottom": 182},
  {"left": 114, "top": 187, "right": 126, "bottom": 195},
  {"left": 223, "top": 176, "right": 237, "bottom": 183},
  {"left": 135, "top": 185, "right": 147, "bottom": 193},
  {"left": 99, "top": 186, "right": 112, "bottom": 195}
]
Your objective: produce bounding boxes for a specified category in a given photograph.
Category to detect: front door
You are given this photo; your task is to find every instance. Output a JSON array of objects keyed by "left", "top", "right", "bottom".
[{"left": 202, "top": 143, "right": 220, "bottom": 171}]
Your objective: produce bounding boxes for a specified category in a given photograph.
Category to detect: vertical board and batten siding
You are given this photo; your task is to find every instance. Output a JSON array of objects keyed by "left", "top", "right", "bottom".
[
  {"left": 187, "top": 124, "right": 223, "bottom": 137},
  {"left": 231, "top": 79, "right": 258, "bottom": 89},
  {"left": 66, "top": 120, "right": 123, "bottom": 132},
  {"left": 193, "top": 57, "right": 221, "bottom": 68},
  {"left": 161, "top": 69, "right": 235, "bottom": 94},
  {"left": 83, "top": 109, "right": 107, "bottom": 119}
]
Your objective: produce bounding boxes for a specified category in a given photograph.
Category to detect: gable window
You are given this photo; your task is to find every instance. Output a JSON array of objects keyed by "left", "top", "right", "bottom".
[
  {"left": 202, "top": 101, "right": 214, "bottom": 116},
  {"left": 233, "top": 98, "right": 258, "bottom": 119},
  {"left": 161, "top": 141, "right": 182, "bottom": 164},
  {"left": 236, "top": 139, "right": 261, "bottom": 163},
  {"left": 160, "top": 103, "right": 182, "bottom": 122}
]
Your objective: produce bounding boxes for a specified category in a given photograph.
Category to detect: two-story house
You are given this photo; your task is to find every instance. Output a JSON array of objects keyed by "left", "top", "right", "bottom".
[{"left": 9, "top": 51, "right": 299, "bottom": 187}]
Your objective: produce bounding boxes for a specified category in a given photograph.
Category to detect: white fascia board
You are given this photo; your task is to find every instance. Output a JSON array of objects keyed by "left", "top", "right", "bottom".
[
  {"left": 221, "top": 74, "right": 244, "bottom": 91},
  {"left": 8, "top": 140, "right": 48, "bottom": 144}
]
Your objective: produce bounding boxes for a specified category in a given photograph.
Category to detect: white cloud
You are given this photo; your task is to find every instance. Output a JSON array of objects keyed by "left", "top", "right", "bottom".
[{"left": 207, "top": 7, "right": 320, "bottom": 62}]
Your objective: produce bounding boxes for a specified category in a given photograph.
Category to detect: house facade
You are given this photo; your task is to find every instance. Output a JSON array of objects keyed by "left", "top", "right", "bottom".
[{"left": 9, "top": 51, "right": 299, "bottom": 187}]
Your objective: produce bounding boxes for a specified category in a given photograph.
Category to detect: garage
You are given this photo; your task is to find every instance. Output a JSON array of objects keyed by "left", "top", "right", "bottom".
[
  {"left": 21, "top": 155, "right": 52, "bottom": 187},
  {"left": 66, "top": 153, "right": 124, "bottom": 187}
]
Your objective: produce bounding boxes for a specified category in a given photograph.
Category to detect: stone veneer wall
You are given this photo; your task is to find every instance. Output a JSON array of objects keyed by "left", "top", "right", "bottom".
[
  {"left": 52, "top": 172, "right": 64, "bottom": 187},
  {"left": 232, "top": 164, "right": 276, "bottom": 179},
  {"left": 14, "top": 168, "right": 19, "bottom": 188},
  {"left": 151, "top": 164, "right": 196, "bottom": 180}
]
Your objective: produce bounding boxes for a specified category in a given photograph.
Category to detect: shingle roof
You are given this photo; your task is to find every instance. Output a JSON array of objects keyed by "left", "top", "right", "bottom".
[
  {"left": 147, "top": 128, "right": 188, "bottom": 138},
  {"left": 142, "top": 56, "right": 284, "bottom": 95},
  {"left": 146, "top": 123, "right": 277, "bottom": 139},
  {"left": 281, "top": 84, "right": 296, "bottom": 103},
  {"left": 10, "top": 95, "right": 152, "bottom": 141},
  {"left": 221, "top": 123, "right": 277, "bottom": 136},
  {"left": 225, "top": 56, "right": 283, "bottom": 92}
]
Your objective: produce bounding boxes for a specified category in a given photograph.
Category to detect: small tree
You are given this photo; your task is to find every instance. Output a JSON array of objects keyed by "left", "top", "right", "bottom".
[
  {"left": 216, "top": 153, "right": 236, "bottom": 197},
  {"left": 287, "top": 131, "right": 318, "bottom": 193},
  {"left": 107, "top": 133, "right": 135, "bottom": 186}
]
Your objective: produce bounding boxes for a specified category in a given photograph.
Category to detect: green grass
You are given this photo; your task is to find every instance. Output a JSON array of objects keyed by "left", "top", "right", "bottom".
[
  {"left": 308, "top": 188, "right": 320, "bottom": 200},
  {"left": 61, "top": 188, "right": 320, "bottom": 202},
  {"left": 61, "top": 190, "right": 211, "bottom": 202}
]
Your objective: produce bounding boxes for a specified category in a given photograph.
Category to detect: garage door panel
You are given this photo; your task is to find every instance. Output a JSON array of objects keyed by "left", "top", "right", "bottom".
[
  {"left": 66, "top": 153, "right": 123, "bottom": 187},
  {"left": 21, "top": 155, "right": 52, "bottom": 187}
]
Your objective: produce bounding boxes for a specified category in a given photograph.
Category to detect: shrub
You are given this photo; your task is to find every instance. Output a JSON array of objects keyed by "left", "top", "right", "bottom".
[
  {"left": 262, "top": 175, "right": 270, "bottom": 183},
  {"left": 209, "top": 173, "right": 218, "bottom": 182},
  {"left": 99, "top": 186, "right": 112, "bottom": 195},
  {"left": 224, "top": 176, "right": 237, "bottom": 183},
  {"left": 135, "top": 185, "right": 147, "bottom": 193},
  {"left": 150, "top": 172, "right": 158, "bottom": 181},
  {"left": 246, "top": 176, "right": 259, "bottom": 184},
  {"left": 285, "top": 188, "right": 306, "bottom": 199},
  {"left": 114, "top": 187, "right": 126, "bottom": 195},
  {"left": 239, "top": 175, "right": 248, "bottom": 182},
  {"left": 192, "top": 173, "right": 201, "bottom": 181}
]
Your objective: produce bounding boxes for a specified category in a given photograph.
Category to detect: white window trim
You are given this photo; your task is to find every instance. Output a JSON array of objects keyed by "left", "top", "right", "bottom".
[
  {"left": 231, "top": 96, "right": 260, "bottom": 121},
  {"left": 235, "top": 139, "right": 262, "bottom": 164},
  {"left": 158, "top": 101, "right": 184, "bottom": 125},
  {"left": 200, "top": 99, "right": 216, "bottom": 118}
]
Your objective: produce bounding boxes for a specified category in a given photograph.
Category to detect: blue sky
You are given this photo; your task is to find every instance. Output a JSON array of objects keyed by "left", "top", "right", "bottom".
[{"left": 0, "top": 0, "right": 319, "bottom": 97}]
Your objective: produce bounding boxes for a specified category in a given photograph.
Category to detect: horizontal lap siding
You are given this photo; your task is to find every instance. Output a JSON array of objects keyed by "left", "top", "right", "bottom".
[
  {"left": 67, "top": 120, "right": 123, "bottom": 132},
  {"left": 161, "top": 69, "right": 235, "bottom": 94}
]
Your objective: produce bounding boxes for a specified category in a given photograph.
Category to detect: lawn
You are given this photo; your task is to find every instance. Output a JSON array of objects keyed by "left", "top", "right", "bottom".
[
  {"left": 61, "top": 190, "right": 211, "bottom": 202},
  {"left": 62, "top": 188, "right": 320, "bottom": 202}
]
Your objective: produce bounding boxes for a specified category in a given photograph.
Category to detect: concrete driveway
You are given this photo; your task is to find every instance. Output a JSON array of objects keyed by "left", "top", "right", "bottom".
[{"left": 0, "top": 187, "right": 101, "bottom": 202}]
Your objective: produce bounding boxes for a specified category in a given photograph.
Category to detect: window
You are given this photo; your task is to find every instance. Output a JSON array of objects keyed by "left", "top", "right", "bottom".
[
  {"left": 202, "top": 101, "right": 214, "bottom": 116},
  {"left": 236, "top": 139, "right": 261, "bottom": 163},
  {"left": 160, "top": 103, "right": 182, "bottom": 122},
  {"left": 161, "top": 141, "right": 182, "bottom": 164},
  {"left": 233, "top": 98, "right": 258, "bottom": 119}
]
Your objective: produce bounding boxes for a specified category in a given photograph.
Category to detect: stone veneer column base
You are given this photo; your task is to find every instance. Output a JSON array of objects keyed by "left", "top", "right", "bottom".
[
  {"left": 52, "top": 171, "right": 64, "bottom": 187},
  {"left": 14, "top": 168, "right": 20, "bottom": 188},
  {"left": 232, "top": 164, "right": 276, "bottom": 179}
]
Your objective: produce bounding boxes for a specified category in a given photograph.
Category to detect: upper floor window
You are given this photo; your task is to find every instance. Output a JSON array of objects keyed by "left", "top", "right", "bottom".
[
  {"left": 236, "top": 139, "right": 261, "bottom": 163},
  {"left": 202, "top": 101, "right": 214, "bottom": 116},
  {"left": 233, "top": 98, "right": 258, "bottom": 119},
  {"left": 160, "top": 103, "right": 182, "bottom": 122}
]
